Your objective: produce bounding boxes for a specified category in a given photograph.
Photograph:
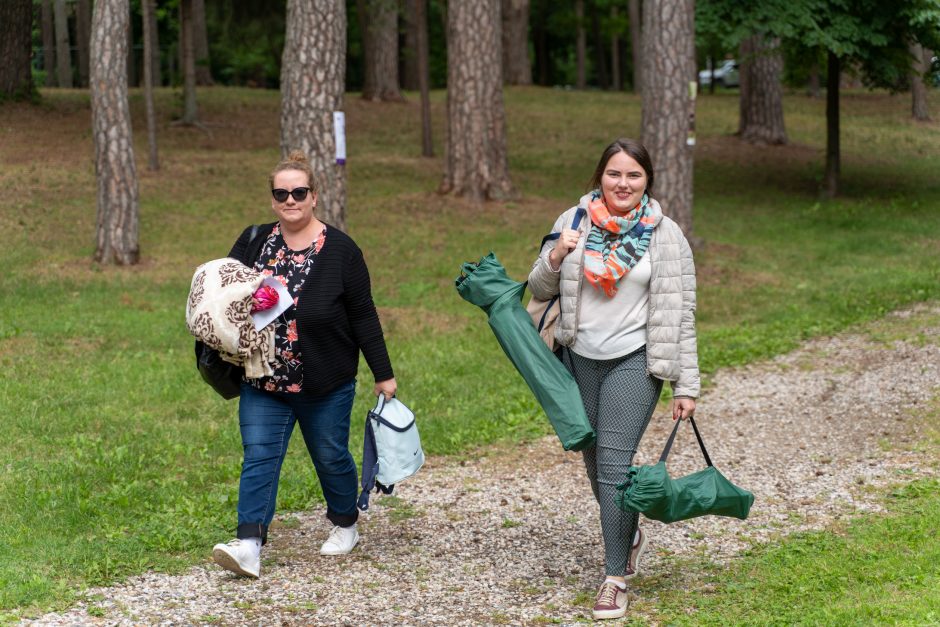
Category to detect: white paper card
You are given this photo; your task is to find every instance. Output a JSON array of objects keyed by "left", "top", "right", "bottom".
[
  {"left": 251, "top": 276, "right": 294, "bottom": 331},
  {"left": 334, "top": 111, "right": 346, "bottom": 164}
]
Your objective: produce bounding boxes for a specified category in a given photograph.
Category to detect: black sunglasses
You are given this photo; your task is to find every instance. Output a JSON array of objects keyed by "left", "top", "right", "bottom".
[{"left": 271, "top": 187, "right": 311, "bottom": 202}]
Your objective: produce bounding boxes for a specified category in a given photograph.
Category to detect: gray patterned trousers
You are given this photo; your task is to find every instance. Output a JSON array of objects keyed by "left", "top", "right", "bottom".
[{"left": 563, "top": 346, "right": 662, "bottom": 576}]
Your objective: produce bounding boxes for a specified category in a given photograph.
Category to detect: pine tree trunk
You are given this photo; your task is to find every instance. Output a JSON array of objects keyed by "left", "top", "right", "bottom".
[
  {"left": 401, "top": 0, "right": 420, "bottom": 90},
  {"left": 361, "top": 0, "right": 403, "bottom": 101},
  {"left": 147, "top": 1, "right": 161, "bottom": 86},
  {"left": 142, "top": 0, "right": 159, "bottom": 171},
  {"left": 807, "top": 58, "right": 820, "bottom": 98},
  {"left": 640, "top": 0, "right": 695, "bottom": 237},
  {"left": 416, "top": 0, "right": 433, "bottom": 156},
  {"left": 54, "top": 0, "right": 73, "bottom": 88},
  {"left": 824, "top": 51, "right": 840, "bottom": 199},
  {"left": 592, "top": 7, "right": 608, "bottom": 89},
  {"left": 76, "top": 0, "right": 91, "bottom": 87},
  {"left": 910, "top": 42, "right": 931, "bottom": 122},
  {"left": 0, "top": 0, "right": 34, "bottom": 99},
  {"left": 281, "top": 0, "right": 347, "bottom": 231},
  {"left": 193, "top": 0, "right": 213, "bottom": 86},
  {"left": 179, "top": 0, "right": 199, "bottom": 124},
  {"left": 610, "top": 6, "right": 621, "bottom": 91},
  {"left": 42, "top": 0, "right": 56, "bottom": 86},
  {"left": 738, "top": 34, "right": 786, "bottom": 145},
  {"left": 441, "top": 0, "right": 513, "bottom": 201},
  {"left": 628, "top": 0, "right": 641, "bottom": 94},
  {"left": 501, "top": 0, "right": 531, "bottom": 85},
  {"left": 91, "top": 0, "right": 140, "bottom": 265},
  {"left": 575, "top": 0, "right": 586, "bottom": 89}
]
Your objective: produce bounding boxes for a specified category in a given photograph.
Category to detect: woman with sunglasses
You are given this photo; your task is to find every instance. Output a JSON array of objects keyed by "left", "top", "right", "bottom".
[{"left": 211, "top": 151, "right": 397, "bottom": 578}]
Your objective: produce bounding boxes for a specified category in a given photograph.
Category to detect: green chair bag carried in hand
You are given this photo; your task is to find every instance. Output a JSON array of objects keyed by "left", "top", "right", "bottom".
[{"left": 616, "top": 416, "right": 754, "bottom": 523}]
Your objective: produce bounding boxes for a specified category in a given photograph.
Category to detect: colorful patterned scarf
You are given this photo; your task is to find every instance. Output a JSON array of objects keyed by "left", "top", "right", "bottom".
[{"left": 583, "top": 191, "right": 655, "bottom": 297}]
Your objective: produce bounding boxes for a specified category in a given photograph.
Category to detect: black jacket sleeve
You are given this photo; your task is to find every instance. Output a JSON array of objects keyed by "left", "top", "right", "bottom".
[{"left": 343, "top": 245, "right": 394, "bottom": 383}]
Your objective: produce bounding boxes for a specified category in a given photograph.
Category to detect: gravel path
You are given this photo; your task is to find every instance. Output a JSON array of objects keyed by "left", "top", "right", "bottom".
[{"left": 25, "top": 306, "right": 940, "bottom": 626}]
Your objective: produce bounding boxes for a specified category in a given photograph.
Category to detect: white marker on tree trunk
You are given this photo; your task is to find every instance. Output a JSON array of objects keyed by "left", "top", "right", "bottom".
[{"left": 334, "top": 111, "right": 346, "bottom": 165}]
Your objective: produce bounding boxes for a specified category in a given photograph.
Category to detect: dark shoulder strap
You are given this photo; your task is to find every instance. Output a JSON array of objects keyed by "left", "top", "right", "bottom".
[
  {"left": 539, "top": 207, "right": 587, "bottom": 250},
  {"left": 243, "top": 222, "right": 275, "bottom": 265}
]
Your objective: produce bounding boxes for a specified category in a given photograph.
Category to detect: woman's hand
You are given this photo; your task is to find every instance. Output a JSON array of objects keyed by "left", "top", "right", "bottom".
[
  {"left": 374, "top": 377, "right": 397, "bottom": 401},
  {"left": 672, "top": 397, "right": 696, "bottom": 421},
  {"left": 549, "top": 228, "right": 581, "bottom": 270}
]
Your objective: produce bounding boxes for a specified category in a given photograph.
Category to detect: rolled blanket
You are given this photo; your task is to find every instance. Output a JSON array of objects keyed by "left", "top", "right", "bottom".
[{"left": 186, "top": 258, "right": 275, "bottom": 379}]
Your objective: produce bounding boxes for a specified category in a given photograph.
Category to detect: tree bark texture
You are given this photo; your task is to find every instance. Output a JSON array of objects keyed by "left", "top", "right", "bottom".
[
  {"left": 193, "top": 0, "right": 213, "bottom": 86},
  {"left": 501, "top": 0, "right": 531, "bottom": 85},
  {"left": 142, "top": 0, "right": 159, "bottom": 171},
  {"left": 628, "top": 0, "right": 642, "bottom": 93},
  {"left": 401, "top": 0, "right": 420, "bottom": 90},
  {"left": 575, "top": 0, "right": 586, "bottom": 89},
  {"left": 441, "top": 0, "right": 514, "bottom": 201},
  {"left": 281, "top": 0, "right": 347, "bottom": 231},
  {"left": 610, "top": 6, "right": 621, "bottom": 91},
  {"left": 90, "top": 0, "right": 140, "bottom": 265},
  {"left": 76, "top": 0, "right": 92, "bottom": 87},
  {"left": 42, "top": 0, "right": 56, "bottom": 85},
  {"left": 416, "top": 0, "right": 433, "bottom": 156},
  {"left": 824, "top": 51, "right": 840, "bottom": 198},
  {"left": 179, "top": 0, "right": 199, "bottom": 123},
  {"left": 640, "top": 0, "right": 695, "bottom": 236},
  {"left": 54, "top": 0, "right": 73, "bottom": 88},
  {"left": 360, "top": 0, "right": 403, "bottom": 101},
  {"left": 0, "top": 0, "right": 34, "bottom": 99},
  {"left": 738, "top": 34, "right": 786, "bottom": 145},
  {"left": 910, "top": 42, "right": 930, "bottom": 121}
]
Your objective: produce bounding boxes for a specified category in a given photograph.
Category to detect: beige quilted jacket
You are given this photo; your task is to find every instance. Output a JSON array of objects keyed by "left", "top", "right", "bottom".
[{"left": 528, "top": 195, "right": 700, "bottom": 398}]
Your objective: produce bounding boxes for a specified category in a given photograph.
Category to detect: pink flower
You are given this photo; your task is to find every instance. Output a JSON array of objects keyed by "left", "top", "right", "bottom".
[
  {"left": 250, "top": 285, "right": 280, "bottom": 314},
  {"left": 286, "top": 383, "right": 302, "bottom": 393},
  {"left": 293, "top": 254, "right": 306, "bottom": 264},
  {"left": 286, "top": 319, "right": 298, "bottom": 342}
]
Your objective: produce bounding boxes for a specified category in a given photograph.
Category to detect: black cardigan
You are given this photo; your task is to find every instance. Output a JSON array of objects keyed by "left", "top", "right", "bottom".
[{"left": 229, "top": 222, "right": 394, "bottom": 396}]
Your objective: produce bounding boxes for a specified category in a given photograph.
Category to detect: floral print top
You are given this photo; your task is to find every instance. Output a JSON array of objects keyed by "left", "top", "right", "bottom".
[{"left": 248, "top": 223, "right": 327, "bottom": 393}]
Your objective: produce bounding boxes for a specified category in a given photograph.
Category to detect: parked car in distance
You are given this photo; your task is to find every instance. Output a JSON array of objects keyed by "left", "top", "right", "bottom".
[{"left": 699, "top": 59, "right": 739, "bottom": 88}]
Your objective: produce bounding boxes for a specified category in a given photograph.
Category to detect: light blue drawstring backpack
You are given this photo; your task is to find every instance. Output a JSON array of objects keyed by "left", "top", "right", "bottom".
[{"left": 357, "top": 395, "right": 425, "bottom": 510}]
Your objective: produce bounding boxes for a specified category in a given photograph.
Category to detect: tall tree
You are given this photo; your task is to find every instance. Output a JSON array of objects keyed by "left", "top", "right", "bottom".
[
  {"left": 146, "top": 0, "right": 161, "bottom": 86},
  {"left": 42, "top": 0, "right": 56, "bottom": 86},
  {"left": 193, "top": 0, "right": 213, "bottom": 86},
  {"left": 401, "top": 0, "right": 420, "bottom": 90},
  {"left": 910, "top": 42, "right": 931, "bottom": 121},
  {"left": 575, "top": 0, "right": 587, "bottom": 88},
  {"left": 610, "top": 5, "right": 622, "bottom": 91},
  {"left": 591, "top": 5, "right": 609, "bottom": 89},
  {"left": 91, "top": 0, "right": 140, "bottom": 265},
  {"left": 416, "top": 0, "right": 433, "bottom": 156},
  {"left": 126, "top": 8, "right": 138, "bottom": 87},
  {"left": 359, "top": 0, "right": 403, "bottom": 101},
  {"left": 76, "top": 0, "right": 92, "bottom": 87},
  {"left": 738, "top": 34, "right": 787, "bottom": 144},
  {"left": 179, "top": 0, "right": 199, "bottom": 124},
  {"left": 628, "top": 0, "right": 642, "bottom": 93},
  {"left": 142, "top": 0, "right": 159, "bottom": 170},
  {"left": 441, "top": 0, "right": 514, "bottom": 200},
  {"left": 0, "top": 0, "right": 34, "bottom": 100},
  {"left": 641, "top": 0, "right": 696, "bottom": 236},
  {"left": 502, "top": 0, "right": 532, "bottom": 85},
  {"left": 281, "top": 0, "right": 347, "bottom": 230},
  {"left": 54, "top": 0, "right": 73, "bottom": 88}
]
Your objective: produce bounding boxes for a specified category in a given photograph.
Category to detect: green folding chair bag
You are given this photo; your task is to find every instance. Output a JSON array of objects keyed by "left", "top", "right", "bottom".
[
  {"left": 617, "top": 417, "right": 754, "bottom": 523},
  {"left": 455, "top": 252, "right": 595, "bottom": 452}
]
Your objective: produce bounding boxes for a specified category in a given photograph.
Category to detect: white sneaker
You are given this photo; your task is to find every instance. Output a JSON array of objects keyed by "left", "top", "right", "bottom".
[
  {"left": 212, "top": 538, "right": 261, "bottom": 578},
  {"left": 319, "top": 524, "right": 359, "bottom": 555}
]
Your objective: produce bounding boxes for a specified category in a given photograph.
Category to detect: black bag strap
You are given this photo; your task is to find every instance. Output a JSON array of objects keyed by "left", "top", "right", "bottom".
[
  {"left": 533, "top": 208, "right": 587, "bottom": 332},
  {"left": 658, "top": 416, "right": 713, "bottom": 467}
]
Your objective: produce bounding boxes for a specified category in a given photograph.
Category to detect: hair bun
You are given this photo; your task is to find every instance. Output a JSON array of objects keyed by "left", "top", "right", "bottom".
[{"left": 286, "top": 149, "right": 309, "bottom": 164}]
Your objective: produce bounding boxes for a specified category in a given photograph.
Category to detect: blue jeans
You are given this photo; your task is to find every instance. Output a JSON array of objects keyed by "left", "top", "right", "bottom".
[{"left": 235, "top": 381, "right": 358, "bottom": 543}]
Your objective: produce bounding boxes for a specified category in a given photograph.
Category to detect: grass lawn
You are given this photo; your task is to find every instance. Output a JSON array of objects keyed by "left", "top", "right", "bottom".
[{"left": 0, "top": 85, "right": 938, "bottom": 616}]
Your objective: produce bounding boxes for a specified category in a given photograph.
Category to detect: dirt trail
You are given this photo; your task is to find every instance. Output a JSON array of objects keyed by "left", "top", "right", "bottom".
[{"left": 25, "top": 306, "right": 940, "bottom": 626}]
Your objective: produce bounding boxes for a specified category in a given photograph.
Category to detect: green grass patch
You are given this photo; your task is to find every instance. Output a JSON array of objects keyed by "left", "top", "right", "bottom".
[
  {"left": 648, "top": 479, "right": 940, "bottom": 625},
  {"left": 0, "top": 85, "right": 938, "bottom": 614}
]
